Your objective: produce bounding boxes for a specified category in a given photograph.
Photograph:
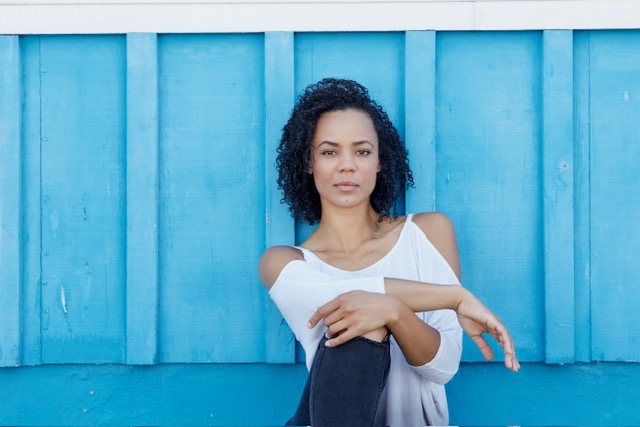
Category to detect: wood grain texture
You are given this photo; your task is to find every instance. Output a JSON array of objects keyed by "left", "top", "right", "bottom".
[
  {"left": 573, "top": 31, "right": 592, "bottom": 363},
  {"left": 0, "top": 31, "right": 639, "bottom": 368},
  {"left": 19, "top": 36, "right": 44, "bottom": 366},
  {"left": 405, "top": 31, "right": 437, "bottom": 214},
  {"left": 126, "top": 33, "right": 159, "bottom": 365},
  {"left": 588, "top": 30, "right": 640, "bottom": 361},
  {"left": 39, "top": 35, "right": 127, "bottom": 363},
  {"left": 542, "top": 30, "right": 575, "bottom": 363},
  {"left": 264, "top": 32, "right": 296, "bottom": 363},
  {"left": 435, "top": 31, "right": 545, "bottom": 362},
  {"left": 0, "top": 36, "right": 22, "bottom": 367},
  {"left": 157, "top": 34, "right": 266, "bottom": 362}
]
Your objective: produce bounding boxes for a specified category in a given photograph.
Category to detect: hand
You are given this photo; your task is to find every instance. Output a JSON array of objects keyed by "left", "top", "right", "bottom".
[
  {"left": 307, "top": 291, "right": 395, "bottom": 347},
  {"left": 455, "top": 288, "right": 520, "bottom": 372}
]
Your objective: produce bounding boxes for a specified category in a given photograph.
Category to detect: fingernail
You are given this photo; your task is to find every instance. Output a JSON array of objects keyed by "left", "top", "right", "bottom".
[{"left": 324, "top": 340, "right": 331, "bottom": 347}]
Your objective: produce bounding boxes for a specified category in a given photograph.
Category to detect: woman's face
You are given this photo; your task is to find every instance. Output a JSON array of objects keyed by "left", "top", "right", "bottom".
[{"left": 309, "top": 108, "right": 381, "bottom": 211}]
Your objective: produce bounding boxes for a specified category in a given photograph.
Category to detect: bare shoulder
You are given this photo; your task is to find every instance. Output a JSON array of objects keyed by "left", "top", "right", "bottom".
[
  {"left": 258, "top": 245, "right": 305, "bottom": 291},
  {"left": 411, "top": 212, "right": 461, "bottom": 281}
]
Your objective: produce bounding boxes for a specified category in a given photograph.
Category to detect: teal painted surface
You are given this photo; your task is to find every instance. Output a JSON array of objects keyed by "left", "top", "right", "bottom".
[
  {"left": 0, "top": 35, "right": 21, "bottom": 367},
  {"left": 587, "top": 31, "right": 640, "bottom": 362},
  {"left": 436, "top": 31, "right": 545, "bottom": 362},
  {"left": 157, "top": 34, "right": 266, "bottom": 363},
  {"left": 1, "top": 30, "right": 640, "bottom": 425},
  {"left": 39, "top": 35, "right": 127, "bottom": 363},
  {"left": 126, "top": 33, "right": 159, "bottom": 365},
  {"left": 1, "top": 362, "right": 639, "bottom": 426}
]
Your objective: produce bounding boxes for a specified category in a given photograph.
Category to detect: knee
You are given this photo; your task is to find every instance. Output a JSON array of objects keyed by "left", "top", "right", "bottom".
[{"left": 361, "top": 326, "right": 389, "bottom": 343}]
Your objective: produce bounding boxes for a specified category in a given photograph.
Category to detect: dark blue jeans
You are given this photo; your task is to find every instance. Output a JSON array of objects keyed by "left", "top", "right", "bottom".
[{"left": 286, "top": 334, "right": 391, "bottom": 427}]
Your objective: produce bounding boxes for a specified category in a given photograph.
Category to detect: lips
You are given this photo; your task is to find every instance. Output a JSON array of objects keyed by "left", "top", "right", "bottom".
[{"left": 335, "top": 181, "right": 358, "bottom": 191}]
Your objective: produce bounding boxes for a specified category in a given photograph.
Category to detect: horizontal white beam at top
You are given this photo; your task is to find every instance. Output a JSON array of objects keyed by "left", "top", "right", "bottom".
[{"left": 0, "top": 0, "right": 639, "bottom": 34}]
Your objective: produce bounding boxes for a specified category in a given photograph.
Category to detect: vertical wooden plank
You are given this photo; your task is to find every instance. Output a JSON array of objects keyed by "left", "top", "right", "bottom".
[
  {"left": 40, "top": 35, "right": 127, "bottom": 363},
  {"left": 572, "top": 31, "right": 591, "bottom": 363},
  {"left": 264, "top": 32, "right": 296, "bottom": 363},
  {"left": 436, "top": 32, "right": 544, "bottom": 362},
  {"left": 589, "top": 31, "right": 640, "bottom": 361},
  {"left": 0, "top": 36, "right": 22, "bottom": 367},
  {"left": 404, "top": 31, "right": 436, "bottom": 213},
  {"left": 126, "top": 33, "right": 159, "bottom": 365},
  {"left": 157, "top": 34, "right": 265, "bottom": 363},
  {"left": 542, "top": 30, "right": 575, "bottom": 364},
  {"left": 20, "top": 36, "right": 43, "bottom": 366}
]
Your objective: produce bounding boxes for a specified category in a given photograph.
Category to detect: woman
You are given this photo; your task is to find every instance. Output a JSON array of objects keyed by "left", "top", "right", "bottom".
[{"left": 259, "top": 78, "right": 519, "bottom": 426}]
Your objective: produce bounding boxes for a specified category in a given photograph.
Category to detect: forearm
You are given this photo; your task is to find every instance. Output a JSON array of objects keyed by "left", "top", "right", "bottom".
[
  {"left": 384, "top": 277, "right": 466, "bottom": 313},
  {"left": 386, "top": 298, "right": 441, "bottom": 365}
]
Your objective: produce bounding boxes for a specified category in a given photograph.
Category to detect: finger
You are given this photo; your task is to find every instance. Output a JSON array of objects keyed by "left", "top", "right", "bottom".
[
  {"left": 496, "top": 327, "right": 514, "bottom": 359},
  {"left": 325, "top": 319, "right": 349, "bottom": 338},
  {"left": 308, "top": 299, "right": 340, "bottom": 328},
  {"left": 325, "top": 328, "right": 358, "bottom": 348},
  {"left": 509, "top": 337, "right": 520, "bottom": 372},
  {"left": 494, "top": 327, "right": 519, "bottom": 372},
  {"left": 469, "top": 334, "right": 495, "bottom": 361},
  {"left": 321, "top": 310, "right": 345, "bottom": 329}
]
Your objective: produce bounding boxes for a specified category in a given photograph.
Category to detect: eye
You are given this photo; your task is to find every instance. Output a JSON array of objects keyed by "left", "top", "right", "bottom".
[
  {"left": 321, "top": 149, "right": 337, "bottom": 156},
  {"left": 356, "top": 149, "right": 372, "bottom": 156}
]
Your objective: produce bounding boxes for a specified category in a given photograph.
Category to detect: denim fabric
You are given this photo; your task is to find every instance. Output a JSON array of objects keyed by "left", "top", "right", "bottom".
[{"left": 286, "top": 334, "right": 391, "bottom": 427}]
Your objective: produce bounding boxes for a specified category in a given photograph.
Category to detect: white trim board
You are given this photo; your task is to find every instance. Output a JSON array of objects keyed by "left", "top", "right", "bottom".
[{"left": 1, "top": 1, "right": 640, "bottom": 34}]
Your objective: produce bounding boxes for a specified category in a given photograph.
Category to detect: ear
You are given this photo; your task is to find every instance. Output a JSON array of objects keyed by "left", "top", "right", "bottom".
[{"left": 377, "top": 159, "right": 382, "bottom": 173}]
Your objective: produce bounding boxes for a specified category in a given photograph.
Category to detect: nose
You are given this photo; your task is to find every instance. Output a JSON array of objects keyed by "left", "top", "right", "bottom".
[{"left": 338, "top": 152, "right": 356, "bottom": 172}]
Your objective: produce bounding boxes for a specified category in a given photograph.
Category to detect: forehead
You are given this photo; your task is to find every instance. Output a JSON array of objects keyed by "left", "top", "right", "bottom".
[{"left": 313, "top": 109, "right": 378, "bottom": 142}]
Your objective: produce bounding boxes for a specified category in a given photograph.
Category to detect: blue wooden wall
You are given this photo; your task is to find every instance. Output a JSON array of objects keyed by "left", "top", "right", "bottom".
[{"left": 1, "top": 30, "right": 640, "bottom": 425}]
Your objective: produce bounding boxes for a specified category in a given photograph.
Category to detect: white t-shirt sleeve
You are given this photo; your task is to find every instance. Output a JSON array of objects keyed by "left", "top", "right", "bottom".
[
  {"left": 410, "top": 306, "right": 463, "bottom": 384},
  {"left": 269, "top": 260, "right": 385, "bottom": 369}
]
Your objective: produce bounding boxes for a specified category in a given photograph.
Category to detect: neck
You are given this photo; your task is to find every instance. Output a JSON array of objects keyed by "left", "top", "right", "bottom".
[{"left": 313, "top": 204, "right": 382, "bottom": 252}]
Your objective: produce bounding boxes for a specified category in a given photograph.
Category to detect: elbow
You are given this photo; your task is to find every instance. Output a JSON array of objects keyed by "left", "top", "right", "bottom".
[{"left": 411, "top": 333, "right": 462, "bottom": 385}]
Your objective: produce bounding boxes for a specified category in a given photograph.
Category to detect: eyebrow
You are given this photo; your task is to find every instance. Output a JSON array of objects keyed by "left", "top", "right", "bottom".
[{"left": 317, "top": 140, "right": 375, "bottom": 148}]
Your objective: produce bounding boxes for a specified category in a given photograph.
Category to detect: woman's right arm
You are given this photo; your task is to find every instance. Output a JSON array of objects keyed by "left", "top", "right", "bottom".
[
  {"left": 260, "top": 246, "right": 519, "bottom": 372},
  {"left": 309, "top": 279, "right": 520, "bottom": 372}
]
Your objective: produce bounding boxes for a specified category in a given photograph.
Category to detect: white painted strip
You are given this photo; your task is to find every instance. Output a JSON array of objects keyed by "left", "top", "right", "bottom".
[{"left": 0, "top": 0, "right": 639, "bottom": 34}]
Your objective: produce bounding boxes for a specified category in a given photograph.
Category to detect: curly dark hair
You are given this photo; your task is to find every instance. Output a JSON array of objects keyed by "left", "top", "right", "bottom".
[{"left": 276, "top": 78, "right": 414, "bottom": 225}]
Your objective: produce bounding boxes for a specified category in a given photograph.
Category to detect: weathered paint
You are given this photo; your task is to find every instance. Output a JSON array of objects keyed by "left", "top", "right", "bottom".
[
  {"left": 0, "top": 362, "right": 639, "bottom": 426},
  {"left": 1, "top": 30, "right": 640, "bottom": 425},
  {"left": 588, "top": 30, "right": 640, "bottom": 361},
  {"left": 436, "top": 31, "right": 545, "bottom": 362},
  {"left": 0, "top": 35, "right": 21, "bottom": 367},
  {"left": 126, "top": 33, "right": 159, "bottom": 365}
]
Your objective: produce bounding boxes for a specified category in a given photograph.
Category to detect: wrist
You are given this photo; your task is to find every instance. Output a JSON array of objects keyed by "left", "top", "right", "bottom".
[
  {"left": 385, "top": 295, "right": 407, "bottom": 328},
  {"left": 453, "top": 286, "right": 470, "bottom": 311}
]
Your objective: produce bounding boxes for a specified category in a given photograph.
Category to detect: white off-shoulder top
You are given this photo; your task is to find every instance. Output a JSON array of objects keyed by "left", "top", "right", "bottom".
[{"left": 269, "top": 214, "right": 463, "bottom": 426}]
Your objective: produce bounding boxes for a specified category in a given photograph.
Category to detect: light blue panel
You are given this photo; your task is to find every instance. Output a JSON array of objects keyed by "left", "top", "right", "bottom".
[
  {"left": 573, "top": 31, "right": 592, "bottom": 362},
  {"left": 2, "top": 362, "right": 640, "bottom": 426},
  {"left": 404, "top": 31, "right": 437, "bottom": 213},
  {"left": 20, "top": 36, "right": 44, "bottom": 366},
  {"left": 0, "top": 36, "right": 22, "bottom": 367},
  {"left": 589, "top": 30, "right": 640, "bottom": 361},
  {"left": 126, "top": 33, "right": 159, "bottom": 365},
  {"left": 448, "top": 362, "right": 640, "bottom": 426},
  {"left": 436, "top": 32, "right": 544, "bottom": 362},
  {"left": 0, "top": 363, "right": 307, "bottom": 426},
  {"left": 294, "top": 32, "right": 405, "bottom": 242},
  {"left": 157, "top": 34, "right": 265, "bottom": 362},
  {"left": 264, "top": 32, "right": 296, "bottom": 363},
  {"left": 40, "top": 35, "right": 127, "bottom": 363},
  {"left": 542, "top": 30, "right": 575, "bottom": 363}
]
